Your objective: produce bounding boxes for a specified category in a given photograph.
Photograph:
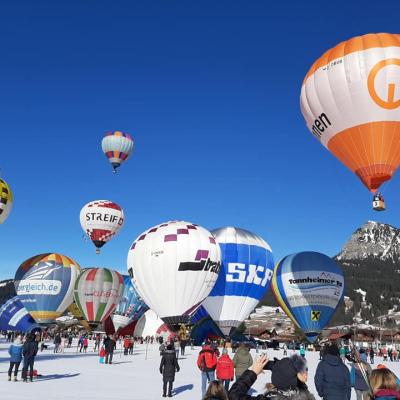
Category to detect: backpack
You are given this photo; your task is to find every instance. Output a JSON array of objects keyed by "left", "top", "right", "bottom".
[{"left": 197, "top": 349, "right": 217, "bottom": 371}]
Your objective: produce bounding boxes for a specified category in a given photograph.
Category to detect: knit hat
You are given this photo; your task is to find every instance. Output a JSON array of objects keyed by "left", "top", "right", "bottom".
[
  {"left": 222, "top": 348, "right": 228, "bottom": 355},
  {"left": 271, "top": 358, "right": 299, "bottom": 390}
]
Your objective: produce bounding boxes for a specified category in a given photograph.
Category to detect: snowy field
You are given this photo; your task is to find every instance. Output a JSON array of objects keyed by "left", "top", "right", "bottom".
[{"left": 2, "top": 339, "right": 400, "bottom": 400}]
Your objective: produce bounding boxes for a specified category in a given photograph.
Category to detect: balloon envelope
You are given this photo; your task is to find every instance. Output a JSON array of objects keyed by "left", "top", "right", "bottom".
[
  {"left": 301, "top": 33, "right": 400, "bottom": 193},
  {"left": 14, "top": 253, "right": 81, "bottom": 324},
  {"left": 127, "top": 221, "right": 221, "bottom": 325},
  {"left": 73, "top": 268, "right": 124, "bottom": 325},
  {"left": 101, "top": 131, "right": 134, "bottom": 172},
  {"left": 272, "top": 251, "right": 344, "bottom": 342},
  {"left": 0, "top": 296, "right": 40, "bottom": 332},
  {"left": 80, "top": 200, "right": 124, "bottom": 252},
  {"left": 111, "top": 275, "right": 149, "bottom": 331},
  {"left": 0, "top": 178, "right": 13, "bottom": 224},
  {"left": 202, "top": 227, "right": 274, "bottom": 336}
]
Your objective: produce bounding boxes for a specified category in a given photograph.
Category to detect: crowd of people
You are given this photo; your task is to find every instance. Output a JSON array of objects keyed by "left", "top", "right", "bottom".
[{"left": 4, "top": 329, "right": 400, "bottom": 399}]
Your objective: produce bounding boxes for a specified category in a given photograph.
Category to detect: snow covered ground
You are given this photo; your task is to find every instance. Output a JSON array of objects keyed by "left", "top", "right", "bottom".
[{"left": 2, "top": 339, "right": 400, "bottom": 400}]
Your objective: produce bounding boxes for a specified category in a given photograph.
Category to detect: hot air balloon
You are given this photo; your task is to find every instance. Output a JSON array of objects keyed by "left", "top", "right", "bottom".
[
  {"left": 300, "top": 33, "right": 400, "bottom": 210},
  {"left": 0, "top": 178, "right": 13, "bottom": 224},
  {"left": 272, "top": 251, "right": 344, "bottom": 342},
  {"left": 73, "top": 268, "right": 124, "bottom": 327},
  {"left": 127, "top": 221, "right": 221, "bottom": 326},
  {"left": 0, "top": 296, "right": 40, "bottom": 332},
  {"left": 111, "top": 275, "right": 149, "bottom": 331},
  {"left": 14, "top": 253, "right": 81, "bottom": 325},
  {"left": 202, "top": 227, "right": 274, "bottom": 337},
  {"left": 101, "top": 131, "right": 134, "bottom": 173},
  {"left": 80, "top": 200, "right": 124, "bottom": 254}
]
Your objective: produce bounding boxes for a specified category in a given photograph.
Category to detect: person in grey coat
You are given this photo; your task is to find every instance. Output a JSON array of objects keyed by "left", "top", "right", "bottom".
[
  {"left": 160, "top": 344, "right": 180, "bottom": 397},
  {"left": 314, "top": 343, "right": 351, "bottom": 400}
]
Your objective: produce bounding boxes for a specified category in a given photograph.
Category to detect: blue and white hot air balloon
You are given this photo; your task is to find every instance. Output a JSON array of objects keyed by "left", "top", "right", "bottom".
[
  {"left": 0, "top": 296, "right": 40, "bottom": 332},
  {"left": 202, "top": 227, "right": 274, "bottom": 337},
  {"left": 272, "top": 251, "right": 345, "bottom": 343},
  {"left": 111, "top": 275, "right": 149, "bottom": 331}
]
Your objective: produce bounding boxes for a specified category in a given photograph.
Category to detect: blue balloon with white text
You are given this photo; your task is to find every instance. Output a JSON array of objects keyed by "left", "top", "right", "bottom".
[
  {"left": 0, "top": 296, "right": 40, "bottom": 332},
  {"left": 202, "top": 227, "right": 274, "bottom": 336}
]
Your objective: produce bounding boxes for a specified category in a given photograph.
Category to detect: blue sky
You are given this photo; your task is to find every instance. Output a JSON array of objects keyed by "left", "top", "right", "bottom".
[{"left": 1, "top": 0, "right": 400, "bottom": 279}]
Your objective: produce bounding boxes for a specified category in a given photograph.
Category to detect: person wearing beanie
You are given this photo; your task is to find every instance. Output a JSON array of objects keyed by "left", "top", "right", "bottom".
[
  {"left": 229, "top": 354, "right": 315, "bottom": 399},
  {"left": 349, "top": 350, "right": 372, "bottom": 400},
  {"left": 216, "top": 348, "right": 234, "bottom": 392},
  {"left": 8, "top": 336, "right": 23, "bottom": 382},
  {"left": 314, "top": 343, "right": 351, "bottom": 400}
]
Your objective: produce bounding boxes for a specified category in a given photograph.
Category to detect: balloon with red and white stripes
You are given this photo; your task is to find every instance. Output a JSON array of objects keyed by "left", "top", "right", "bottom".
[
  {"left": 73, "top": 268, "right": 124, "bottom": 325},
  {"left": 80, "top": 200, "right": 124, "bottom": 254}
]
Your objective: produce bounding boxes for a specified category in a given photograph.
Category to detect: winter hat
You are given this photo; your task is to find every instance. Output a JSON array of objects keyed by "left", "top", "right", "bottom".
[
  {"left": 326, "top": 343, "right": 340, "bottom": 356},
  {"left": 222, "top": 348, "right": 228, "bottom": 355},
  {"left": 271, "top": 358, "right": 298, "bottom": 390}
]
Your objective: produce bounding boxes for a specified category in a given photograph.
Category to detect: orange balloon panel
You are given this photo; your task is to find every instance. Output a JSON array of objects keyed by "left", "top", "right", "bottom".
[{"left": 301, "top": 33, "right": 400, "bottom": 192}]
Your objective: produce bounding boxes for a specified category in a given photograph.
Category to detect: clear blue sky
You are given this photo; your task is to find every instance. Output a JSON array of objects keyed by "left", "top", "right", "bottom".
[{"left": 1, "top": 0, "right": 400, "bottom": 279}]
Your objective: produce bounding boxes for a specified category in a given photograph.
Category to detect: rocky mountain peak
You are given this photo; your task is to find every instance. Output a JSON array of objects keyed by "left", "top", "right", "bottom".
[{"left": 336, "top": 221, "right": 400, "bottom": 263}]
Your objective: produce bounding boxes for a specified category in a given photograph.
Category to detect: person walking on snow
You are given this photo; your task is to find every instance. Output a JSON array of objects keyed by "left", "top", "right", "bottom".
[
  {"left": 21, "top": 333, "right": 39, "bottom": 383},
  {"left": 198, "top": 341, "right": 218, "bottom": 397},
  {"left": 160, "top": 344, "right": 180, "bottom": 397},
  {"left": 315, "top": 343, "right": 351, "bottom": 400},
  {"left": 216, "top": 348, "right": 234, "bottom": 392},
  {"left": 233, "top": 343, "right": 253, "bottom": 379},
  {"left": 103, "top": 335, "right": 116, "bottom": 364},
  {"left": 8, "top": 335, "right": 23, "bottom": 382}
]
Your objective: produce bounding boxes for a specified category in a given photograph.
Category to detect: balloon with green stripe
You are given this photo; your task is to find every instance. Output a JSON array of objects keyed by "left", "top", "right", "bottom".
[{"left": 73, "top": 267, "right": 124, "bottom": 326}]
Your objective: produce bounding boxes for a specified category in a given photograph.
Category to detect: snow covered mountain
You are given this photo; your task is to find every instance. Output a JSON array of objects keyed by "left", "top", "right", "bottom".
[{"left": 336, "top": 221, "right": 400, "bottom": 263}]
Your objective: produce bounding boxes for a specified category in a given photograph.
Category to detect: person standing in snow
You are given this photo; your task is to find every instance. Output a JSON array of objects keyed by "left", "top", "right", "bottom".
[
  {"left": 8, "top": 335, "right": 23, "bottom": 381},
  {"left": 369, "top": 348, "right": 375, "bottom": 364},
  {"left": 198, "top": 341, "right": 218, "bottom": 397},
  {"left": 233, "top": 343, "right": 253, "bottom": 380},
  {"left": 53, "top": 333, "right": 61, "bottom": 353},
  {"left": 160, "top": 343, "right": 180, "bottom": 397},
  {"left": 104, "top": 335, "right": 116, "bottom": 364},
  {"left": 216, "top": 348, "right": 234, "bottom": 392},
  {"left": 21, "top": 333, "right": 39, "bottom": 382},
  {"left": 174, "top": 339, "right": 180, "bottom": 360},
  {"left": 350, "top": 350, "right": 371, "bottom": 400},
  {"left": 315, "top": 343, "right": 351, "bottom": 400}
]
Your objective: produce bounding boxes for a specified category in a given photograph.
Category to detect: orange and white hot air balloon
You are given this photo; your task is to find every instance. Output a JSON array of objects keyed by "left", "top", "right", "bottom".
[{"left": 301, "top": 33, "right": 400, "bottom": 210}]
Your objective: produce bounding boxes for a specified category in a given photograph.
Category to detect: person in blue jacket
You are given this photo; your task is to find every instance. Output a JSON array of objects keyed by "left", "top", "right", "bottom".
[
  {"left": 8, "top": 335, "right": 23, "bottom": 382},
  {"left": 314, "top": 343, "right": 351, "bottom": 400},
  {"left": 350, "top": 351, "right": 371, "bottom": 400}
]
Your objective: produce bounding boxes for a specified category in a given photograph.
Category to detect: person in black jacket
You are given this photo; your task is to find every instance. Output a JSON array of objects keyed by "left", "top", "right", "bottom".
[
  {"left": 103, "top": 335, "right": 116, "bottom": 364},
  {"left": 160, "top": 344, "right": 180, "bottom": 397},
  {"left": 314, "top": 343, "right": 351, "bottom": 400},
  {"left": 21, "top": 333, "right": 39, "bottom": 382},
  {"left": 228, "top": 354, "right": 315, "bottom": 400}
]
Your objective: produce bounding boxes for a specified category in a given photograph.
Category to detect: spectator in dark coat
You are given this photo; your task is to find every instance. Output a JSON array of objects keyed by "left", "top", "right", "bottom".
[
  {"left": 21, "top": 333, "right": 39, "bottom": 382},
  {"left": 350, "top": 352, "right": 371, "bottom": 400},
  {"left": 160, "top": 344, "right": 180, "bottom": 397},
  {"left": 314, "top": 343, "right": 351, "bottom": 400},
  {"left": 103, "top": 335, "right": 116, "bottom": 364}
]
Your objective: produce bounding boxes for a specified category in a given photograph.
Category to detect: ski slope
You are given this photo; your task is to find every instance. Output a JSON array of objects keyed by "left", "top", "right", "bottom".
[{"left": 1, "top": 339, "right": 400, "bottom": 399}]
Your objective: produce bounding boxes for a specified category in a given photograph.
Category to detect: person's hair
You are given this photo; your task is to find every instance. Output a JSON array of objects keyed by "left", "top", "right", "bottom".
[
  {"left": 370, "top": 368, "right": 398, "bottom": 393},
  {"left": 203, "top": 380, "right": 228, "bottom": 400}
]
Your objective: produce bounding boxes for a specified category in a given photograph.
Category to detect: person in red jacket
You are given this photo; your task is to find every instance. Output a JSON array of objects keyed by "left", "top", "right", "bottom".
[
  {"left": 197, "top": 341, "right": 218, "bottom": 397},
  {"left": 216, "top": 348, "right": 234, "bottom": 392},
  {"left": 123, "top": 337, "right": 130, "bottom": 355}
]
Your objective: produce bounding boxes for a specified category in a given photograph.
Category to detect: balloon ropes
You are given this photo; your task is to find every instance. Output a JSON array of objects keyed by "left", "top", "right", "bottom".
[
  {"left": 301, "top": 33, "right": 400, "bottom": 209},
  {"left": 73, "top": 268, "right": 124, "bottom": 327},
  {"left": 272, "top": 251, "right": 344, "bottom": 342},
  {"left": 127, "top": 220, "right": 221, "bottom": 326},
  {"left": 101, "top": 131, "right": 134, "bottom": 173},
  {"left": 202, "top": 227, "right": 274, "bottom": 337},
  {"left": 14, "top": 253, "right": 81, "bottom": 325},
  {"left": 0, "top": 178, "right": 13, "bottom": 224},
  {"left": 80, "top": 200, "right": 125, "bottom": 254}
]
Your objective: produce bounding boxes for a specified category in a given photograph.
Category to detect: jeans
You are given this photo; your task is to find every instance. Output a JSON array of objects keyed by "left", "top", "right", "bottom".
[
  {"left": 163, "top": 380, "right": 173, "bottom": 396},
  {"left": 355, "top": 389, "right": 369, "bottom": 400},
  {"left": 175, "top": 350, "right": 179, "bottom": 359},
  {"left": 220, "top": 379, "right": 230, "bottom": 392},
  {"left": 54, "top": 343, "right": 59, "bottom": 353},
  {"left": 22, "top": 357, "right": 35, "bottom": 380},
  {"left": 201, "top": 370, "right": 215, "bottom": 397},
  {"left": 8, "top": 361, "right": 21, "bottom": 377}
]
